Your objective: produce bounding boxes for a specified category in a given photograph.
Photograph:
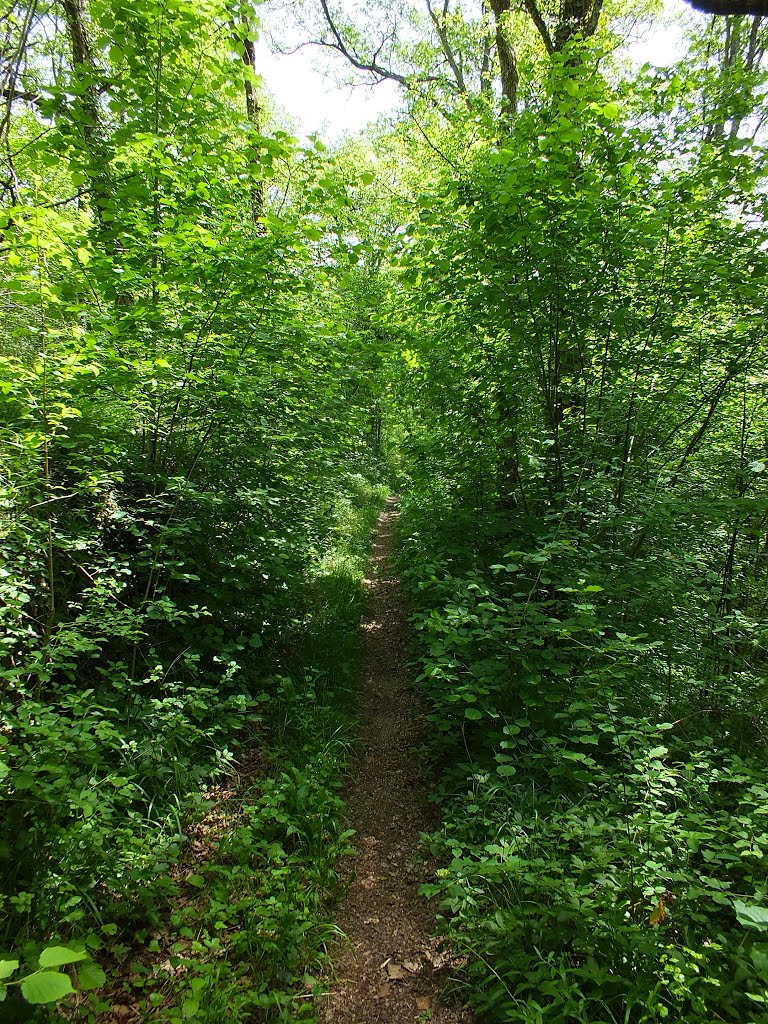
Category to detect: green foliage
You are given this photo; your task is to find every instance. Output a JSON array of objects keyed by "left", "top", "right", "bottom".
[
  {"left": 4, "top": 0, "right": 768, "bottom": 1020},
  {"left": 387, "top": 34, "right": 768, "bottom": 1024},
  {"left": 0, "top": 941, "right": 103, "bottom": 1009},
  {"left": 0, "top": 0, "right": 391, "bottom": 1012},
  {"left": 132, "top": 752, "right": 354, "bottom": 1024},
  {"left": 112, "top": 479, "right": 386, "bottom": 1024},
  {"left": 398, "top": 493, "right": 768, "bottom": 1023}
]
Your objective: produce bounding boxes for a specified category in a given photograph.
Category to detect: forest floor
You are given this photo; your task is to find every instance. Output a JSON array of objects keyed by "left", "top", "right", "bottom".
[{"left": 318, "top": 498, "right": 473, "bottom": 1024}]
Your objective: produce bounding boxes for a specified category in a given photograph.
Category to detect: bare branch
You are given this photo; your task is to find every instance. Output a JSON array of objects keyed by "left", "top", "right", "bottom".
[
  {"left": 410, "top": 111, "right": 460, "bottom": 169},
  {"left": 318, "top": 0, "right": 409, "bottom": 85},
  {"left": 0, "top": 84, "right": 41, "bottom": 104},
  {"left": 425, "top": 0, "right": 467, "bottom": 93}
]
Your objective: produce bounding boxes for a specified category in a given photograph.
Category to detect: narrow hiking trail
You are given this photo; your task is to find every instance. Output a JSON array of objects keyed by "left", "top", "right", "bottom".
[{"left": 319, "top": 498, "right": 473, "bottom": 1024}]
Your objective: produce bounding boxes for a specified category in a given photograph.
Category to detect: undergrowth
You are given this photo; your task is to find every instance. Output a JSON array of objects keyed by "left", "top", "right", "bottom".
[
  {"left": 396, "top": 483, "right": 768, "bottom": 1024},
  {"left": 1, "top": 476, "right": 388, "bottom": 1023}
]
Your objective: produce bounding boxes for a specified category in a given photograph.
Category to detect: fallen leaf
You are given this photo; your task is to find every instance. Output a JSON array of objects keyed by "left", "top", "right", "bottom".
[
  {"left": 385, "top": 962, "right": 406, "bottom": 981},
  {"left": 416, "top": 996, "right": 432, "bottom": 1010}
]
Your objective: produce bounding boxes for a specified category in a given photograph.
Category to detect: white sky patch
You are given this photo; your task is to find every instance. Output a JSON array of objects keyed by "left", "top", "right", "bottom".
[
  {"left": 629, "top": 0, "right": 696, "bottom": 67},
  {"left": 255, "top": 37, "right": 401, "bottom": 140}
]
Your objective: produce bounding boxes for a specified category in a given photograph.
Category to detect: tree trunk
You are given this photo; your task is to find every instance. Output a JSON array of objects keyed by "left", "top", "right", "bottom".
[
  {"left": 489, "top": 0, "right": 518, "bottom": 114},
  {"left": 237, "top": 15, "right": 264, "bottom": 223},
  {"left": 59, "top": 0, "right": 114, "bottom": 232}
]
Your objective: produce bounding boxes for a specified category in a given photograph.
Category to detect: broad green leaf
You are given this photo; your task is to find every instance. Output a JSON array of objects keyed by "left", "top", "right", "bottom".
[
  {"left": 39, "top": 946, "right": 88, "bottom": 968},
  {"left": 0, "top": 961, "right": 18, "bottom": 980},
  {"left": 464, "top": 708, "right": 482, "bottom": 721},
  {"left": 735, "top": 901, "right": 768, "bottom": 931},
  {"left": 182, "top": 996, "right": 200, "bottom": 1018},
  {"left": 751, "top": 945, "right": 768, "bottom": 980},
  {"left": 21, "top": 970, "right": 75, "bottom": 1003},
  {"left": 77, "top": 962, "right": 107, "bottom": 990}
]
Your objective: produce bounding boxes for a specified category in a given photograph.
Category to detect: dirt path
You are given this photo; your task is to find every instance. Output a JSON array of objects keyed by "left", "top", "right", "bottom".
[{"left": 319, "top": 498, "right": 473, "bottom": 1024}]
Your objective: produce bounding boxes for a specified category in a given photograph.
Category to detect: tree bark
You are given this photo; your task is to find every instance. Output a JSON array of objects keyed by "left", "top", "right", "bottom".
[
  {"left": 553, "top": 0, "right": 603, "bottom": 51},
  {"left": 59, "top": 0, "right": 113, "bottom": 226},
  {"left": 489, "top": 0, "right": 518, "bottom": 113},
  {"left": 237, "top": 15, "right": 264, "bottom": 222}
]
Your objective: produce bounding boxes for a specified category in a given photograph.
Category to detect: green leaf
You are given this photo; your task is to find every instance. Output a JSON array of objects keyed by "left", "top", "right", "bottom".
[
  {"left": 77, "top": 962, "right": 107, "bottom": 990},
  {"left": 21, "top": 970, "right": 76, "bottom": 1003},
  {"left": 186, "top": 873, "right": 205, "bottom": 888},
  {"left": 751, "top": 945, "right": 768, "bottom": 980},
  {"left": 359, "top": 171, "right": 374, "bottom": 185},
  {"left": 496, "top": 764, "right": 517, "bottom": 777},
  {"left": 735, "top": 901, "right": 768, "bottom": 931},
  {"left": 0, "top": 982, "right": 6, "bottom": 1001},
  {"left": 464, "top": 708, "right": 482, "bottom": 721},
  {"left": 39, "top": 946, "right": 88, "bottom": 968},
  {"left": 602, "top": 101, "right": 621, "bottom": 120},
  {"left": 0, "top": 961, "right": 19, "bottom": 980},
  {"left": 182, "top": 996, "right": 200, "bottom": 1018}
]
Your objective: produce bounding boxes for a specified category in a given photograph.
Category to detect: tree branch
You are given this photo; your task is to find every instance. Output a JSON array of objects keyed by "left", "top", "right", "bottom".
[
  {"left": 425, "top": 0, "right": 467, "bottom": 94},
  {"left": 480, "top": 0, "right": 493, "bottom": 95},
  {"left": 685, "top": 0, "right": 768, "bottom": 13},
  {"left": 0, "top": 85, "right": 42, "bottom": 105},
  {"left": 524, "top": 0, "right": 554, "bottom": 54},
  {"left": 318, "top": 0, "right": 409, "bottom": 85},
  {"left": 553, "top": 0, "right": 604, "bottom": 51}
]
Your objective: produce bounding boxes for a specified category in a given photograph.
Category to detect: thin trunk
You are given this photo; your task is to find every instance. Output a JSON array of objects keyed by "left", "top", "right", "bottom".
[
  {"left": 480, "top": 0, "right": 493, "bottom": 95},
  {"left": 1, "top": 0, "right": 39, "bottom": 203},
  {"left": 238, "top": 15, "right": 264, "bottom": 222},
  {"left": 426, "top": 0, "right": 468, "bottom": 96}
]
